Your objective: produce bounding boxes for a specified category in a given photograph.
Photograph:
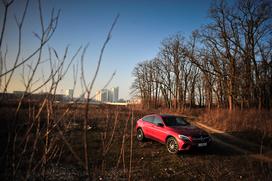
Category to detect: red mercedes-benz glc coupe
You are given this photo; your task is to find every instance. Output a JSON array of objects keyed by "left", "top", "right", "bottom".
[{"left": 136, "top": 114, "right": 212, "bottom": 154}]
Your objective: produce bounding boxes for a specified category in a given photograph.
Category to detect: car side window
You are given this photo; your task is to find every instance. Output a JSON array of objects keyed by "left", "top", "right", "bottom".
[
  {"left": 143, "top": 116, "right": 154, "bottom": 123},
  {"left": 153, "top": 116, "right": 163, "bottom": 125}
]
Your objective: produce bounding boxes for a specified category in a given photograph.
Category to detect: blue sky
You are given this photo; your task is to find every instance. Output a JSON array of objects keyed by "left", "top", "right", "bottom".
[{"left": 3, "top": 0, "right": 212, "bottom": 99}]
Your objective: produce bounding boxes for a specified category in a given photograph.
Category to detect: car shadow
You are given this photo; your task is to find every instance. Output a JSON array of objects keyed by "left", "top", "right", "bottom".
[
  {"left": 137, "top": 135, "right": 242, "bottom": 157},
  {"left": 135, "top": 130, "right": 272, "bottom": 159},
  {"left": 178, "top": 130, "right": 272, "bottom": 157},
  {"left": 178, "top": 136, "right": 241, "bottom": 157}
]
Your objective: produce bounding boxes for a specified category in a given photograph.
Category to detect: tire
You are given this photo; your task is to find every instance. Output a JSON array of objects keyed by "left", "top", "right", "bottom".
[
  {"left": 136, "top": 128, "right": 145, "bottom": 141},
  {"left": 166, "top": 137, "right": 179, "bottom": 154}
]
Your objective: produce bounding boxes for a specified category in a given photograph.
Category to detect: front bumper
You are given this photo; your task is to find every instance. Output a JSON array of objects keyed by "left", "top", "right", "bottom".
[{"left": 178, "top": 136, "right": 212, "bottom": 150}]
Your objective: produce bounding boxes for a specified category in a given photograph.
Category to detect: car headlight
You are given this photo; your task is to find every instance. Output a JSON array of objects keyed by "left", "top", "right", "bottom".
[{"left": 178, "top": 135, "right": 191, "bottom": 142}]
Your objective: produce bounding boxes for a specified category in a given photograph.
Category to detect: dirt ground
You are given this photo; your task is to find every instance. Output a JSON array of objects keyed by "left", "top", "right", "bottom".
[{"left": 1, "top": 104, "right": 272, "bottom": 180}]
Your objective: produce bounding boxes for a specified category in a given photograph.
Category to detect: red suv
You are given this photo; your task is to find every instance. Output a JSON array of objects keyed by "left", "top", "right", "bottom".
[{"left": 136, "top": 114, "right": 212, "bottom": 154}]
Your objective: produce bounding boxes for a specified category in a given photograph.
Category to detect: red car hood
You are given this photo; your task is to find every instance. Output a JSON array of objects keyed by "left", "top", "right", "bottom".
[{"left": 168, "top": 125, "right": 208, "bottom": 136}]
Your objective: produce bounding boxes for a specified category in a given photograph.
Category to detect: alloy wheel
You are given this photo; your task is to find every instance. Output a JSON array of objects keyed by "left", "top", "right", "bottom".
[{"left": 167, "top": 137, "right": 179, "bottom": 154}]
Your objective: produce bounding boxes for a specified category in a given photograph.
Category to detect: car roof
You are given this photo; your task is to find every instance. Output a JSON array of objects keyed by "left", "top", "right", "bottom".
[
  {"left": 162, "top": 114, "right": 187, "bottom": 118},
  {"left": 143, "top": 114, "right": 185, "bottom": 118},
  {"left": 144, "top": 114, "right": 183, "bottom": 118}
]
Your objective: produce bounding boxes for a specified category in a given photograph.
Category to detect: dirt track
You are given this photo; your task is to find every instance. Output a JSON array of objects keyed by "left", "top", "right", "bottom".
[{"left": 194, "top": 121, "right": 272, "bottom": 163}]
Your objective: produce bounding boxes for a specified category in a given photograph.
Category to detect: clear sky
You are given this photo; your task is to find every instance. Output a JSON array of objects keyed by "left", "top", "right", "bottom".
[{"left": 2, "top": 0, "right": 212, "bottom": 99}]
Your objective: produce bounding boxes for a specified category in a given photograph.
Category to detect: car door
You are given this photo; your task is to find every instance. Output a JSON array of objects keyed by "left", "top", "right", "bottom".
[
  {"left": 149, "top": 116, "right": 167, "bottom": 143},
  {"left": 142, "top": 115, "right": 154, "bottom": 139}
]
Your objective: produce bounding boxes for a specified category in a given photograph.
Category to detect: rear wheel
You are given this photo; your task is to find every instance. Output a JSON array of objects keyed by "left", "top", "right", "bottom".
[
  {"left": 136, "top": 128, "right": 145, "bottom": 141},
  {"left": 166, "top": 137, "right": 179, "bottom": 154}
]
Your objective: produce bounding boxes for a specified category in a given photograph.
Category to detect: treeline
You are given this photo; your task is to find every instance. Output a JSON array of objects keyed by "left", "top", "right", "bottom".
[{"left": 131, "top": 0, "right": 272, "bottom": 110}]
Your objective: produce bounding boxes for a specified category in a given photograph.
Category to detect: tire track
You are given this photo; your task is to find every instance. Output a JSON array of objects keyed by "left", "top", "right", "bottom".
[{"left": 194, "top": 121, "right": 272, "bottom": 163}]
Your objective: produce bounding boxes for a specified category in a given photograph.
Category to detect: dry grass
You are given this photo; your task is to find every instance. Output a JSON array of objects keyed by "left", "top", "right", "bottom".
[
  {"left": 198, "top": 109, "right": 272, "bottom": 134},
  {"left": 197, "top": 109, "right": 272, "bottom": 147}
]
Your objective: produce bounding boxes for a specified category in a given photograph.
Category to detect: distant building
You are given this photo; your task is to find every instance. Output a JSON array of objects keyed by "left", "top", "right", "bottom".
[
  {"left": 95, "top": 91, "right": 100, "bottom": 101},
  {"left": 95, "top": 90, "right": 101, "bottom": 102},
  {"left": 95, "top": 86, "right": 119, "bottom": 102},
  {"left": 65, "top": 89, "right": 74, "bottom": 98},
  {"left": 95, "top": 89, "right": 108, "bottom": 102},
  {"left": 107, "top": 90, "right": 113, "bottom": 102},
  {"left": 13, "top": 91, "right": 25, "bottom": 96},
  {"left": 101, "top": 89, "right": 108, "bottom": 102},
  {"left": 112, "top": 87, "right": 119, "bottom": 102}
]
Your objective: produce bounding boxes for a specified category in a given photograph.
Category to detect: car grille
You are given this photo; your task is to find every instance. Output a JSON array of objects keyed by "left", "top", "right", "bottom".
[{"left": 192, "top": 135, "right": 210, "bottom": 143}]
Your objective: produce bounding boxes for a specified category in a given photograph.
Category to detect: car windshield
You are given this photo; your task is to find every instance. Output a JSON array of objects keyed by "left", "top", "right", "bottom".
[{"left": 162, "top": 116, "right": 190, "bottom": 127}]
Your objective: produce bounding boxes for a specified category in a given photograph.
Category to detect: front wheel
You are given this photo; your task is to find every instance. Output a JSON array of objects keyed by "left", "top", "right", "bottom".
[
  {"left": 136, "top": 128, "right": 145, "bottom": 141},
  {"left": 166, "top": 137, "right": 179, "bottom": 154}
]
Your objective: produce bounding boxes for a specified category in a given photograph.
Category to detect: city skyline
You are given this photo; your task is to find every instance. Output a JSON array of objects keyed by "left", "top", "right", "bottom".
[{"left": 95, "top": 87, "right": 119, "bottom": 102}]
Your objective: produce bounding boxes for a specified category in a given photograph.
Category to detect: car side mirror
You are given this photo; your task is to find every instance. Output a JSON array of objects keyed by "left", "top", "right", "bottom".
[{"left": 157, "top": 123, "right": 164, "bottom": 127}]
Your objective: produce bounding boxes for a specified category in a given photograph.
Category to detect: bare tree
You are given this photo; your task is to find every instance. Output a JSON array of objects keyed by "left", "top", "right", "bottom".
[{"left": 80, "top": 14, "right": 119, "bottom": 180}]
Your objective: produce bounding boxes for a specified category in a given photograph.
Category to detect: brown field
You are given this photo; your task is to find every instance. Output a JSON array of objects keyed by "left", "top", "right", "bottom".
[{"left": 0, "top": 103, "right": 272, "bottom": 180}]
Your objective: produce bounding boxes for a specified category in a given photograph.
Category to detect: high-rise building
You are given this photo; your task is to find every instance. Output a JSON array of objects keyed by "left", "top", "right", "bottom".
[
  {"left": 95, "top": 90, "right": 101, "bottom": 101},
  {"left": 95, "top": 87, "right": 119, "bottom": 102},
  {"left": 66, "top": 89, "right": 74, "bottom": 98},
  {"left": 112, "top": 87, "right": 119, "bottom": 102},
  {"left": 107, "top": 90, "right": 113, "bottom": 102},
  {"left": 102, "top": 89, "right": 109, "bottom": 102},
  {"left": 96, "top": 89, "right": 106, "bottom": 102}
]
